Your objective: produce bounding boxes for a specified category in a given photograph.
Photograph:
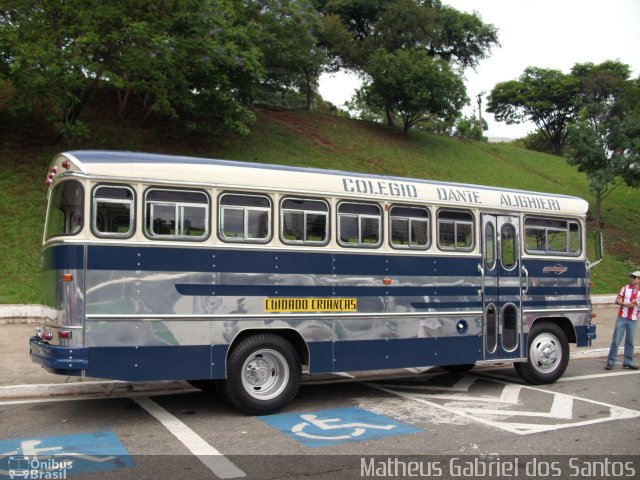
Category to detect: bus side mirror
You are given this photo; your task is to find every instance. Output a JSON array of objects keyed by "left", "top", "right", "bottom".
[{"left": 589, "top": 231, "right": 604, "bottom": 269}]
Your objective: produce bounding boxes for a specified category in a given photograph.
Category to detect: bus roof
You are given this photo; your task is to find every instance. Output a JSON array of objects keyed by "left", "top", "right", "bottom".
[{"left": 54, "top": 150, "right": 589, "bottom": 216}]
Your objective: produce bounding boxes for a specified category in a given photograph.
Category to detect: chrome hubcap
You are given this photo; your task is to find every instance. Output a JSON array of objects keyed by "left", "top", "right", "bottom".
[
  {"left": 530, "top": 333, "right": 560, "bottom": 373},
  {"left": 241, "top": 349, "right": 289, "bottom": 400}
]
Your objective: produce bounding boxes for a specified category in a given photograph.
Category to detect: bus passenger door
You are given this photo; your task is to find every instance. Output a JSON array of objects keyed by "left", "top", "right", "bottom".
[{"left": 481, "top": 214, "right": 523, "bottom": 360}]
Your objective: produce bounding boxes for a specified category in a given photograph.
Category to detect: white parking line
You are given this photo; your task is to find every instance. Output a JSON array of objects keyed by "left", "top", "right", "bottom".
[
  {"left": 474, "top": 369, "right": 640, "bottom": 383},
  {"left": 367, "top": 370, "right": 640, "bottom": 435},
  {"left": 557, "top": 370, "right": 640, "bottom": 382},
  {"left": 134, "top": 396, "right": 245, "bottom": 479}
]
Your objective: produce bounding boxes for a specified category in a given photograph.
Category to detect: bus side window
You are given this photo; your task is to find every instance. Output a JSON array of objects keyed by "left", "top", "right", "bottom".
[
  {"left": 437, "top": 209, "right": 474, "bottom": 251},
  {"left": 389, "top": 205, "right": 430, "bottom": 249},
  {"left": 92, "top": 185, "right": 135, "bottom": 238},
  {"left": 337, "top": 202, "right": 382, "bottom": 248},
  {"left": 281, "top": 198, "right": 329, "bottom": 245},
  {"left": 219, "top": 193, "right": 272, "bottom": 243},
  {"left": 524, "top": 217, "right": 581, "bottom": 256},
  {"left": 145, "top": 188, "right": 209, "bottom": 240}
]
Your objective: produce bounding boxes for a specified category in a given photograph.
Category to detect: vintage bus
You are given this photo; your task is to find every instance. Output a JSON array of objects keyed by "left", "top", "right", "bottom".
[{"left": 30, "top": 150, "right": 600, "bottom": 414}]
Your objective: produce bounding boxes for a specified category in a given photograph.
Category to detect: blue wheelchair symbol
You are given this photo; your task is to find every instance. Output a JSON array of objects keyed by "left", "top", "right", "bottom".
[{"left": 260, "top": 407, "right": 420, "bottom": 448}]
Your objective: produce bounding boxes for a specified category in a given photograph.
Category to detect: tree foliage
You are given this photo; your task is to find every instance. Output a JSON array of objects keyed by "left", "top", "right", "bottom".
[
  {"left": 317, "top": 0, "right": 498, "bottom": 71},
  {"left": 487, "top": 67, "right": 580, "bottom": 155},
  {"left": 1, "top": 0, "right": 498, "bottom": 139},
  {"left": 317, "top": 0, "right": 497, "bottom": 132},
  {"left": 0, "top": 0, "right": 327, "bottom": 138},
  {"left": 246, "top": 0, "right": 326, "bottom": 111},
  {"left": 365, "top": 48, "right": 467, "bottom": 132},
  {"left": 566, "top": 61, "right": 640, "bottom": 225},
  {"left": 454, "top": 112, "right": 487, "bottom": 141}
]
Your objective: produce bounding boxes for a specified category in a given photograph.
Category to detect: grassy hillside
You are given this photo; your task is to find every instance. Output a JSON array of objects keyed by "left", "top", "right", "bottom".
[{"left": 1, "top": 109, "right": 637, "bottom": 304}]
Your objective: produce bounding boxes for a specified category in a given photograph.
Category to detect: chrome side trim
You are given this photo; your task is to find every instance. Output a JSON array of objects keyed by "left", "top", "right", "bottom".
[
  {"left": 86, "top": 311, "right": 484, "bottom": 320},
  {"left": 523, "top": 307, "right": 591, "bottom": 314}
]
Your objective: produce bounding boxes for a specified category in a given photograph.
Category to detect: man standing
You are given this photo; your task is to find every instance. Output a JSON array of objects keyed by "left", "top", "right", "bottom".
[{"left": 605, "top": 271, "right": 640, "bottom": 370}]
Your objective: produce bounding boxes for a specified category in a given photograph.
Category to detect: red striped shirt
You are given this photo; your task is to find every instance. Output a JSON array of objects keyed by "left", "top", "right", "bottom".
[{"left": 617, "top": 285, "right": 639, "bottom": 320}]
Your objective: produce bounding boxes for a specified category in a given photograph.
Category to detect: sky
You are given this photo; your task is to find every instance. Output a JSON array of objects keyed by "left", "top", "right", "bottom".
[{"left": 318, "top": 0, "right": 640, "bottom": 139}]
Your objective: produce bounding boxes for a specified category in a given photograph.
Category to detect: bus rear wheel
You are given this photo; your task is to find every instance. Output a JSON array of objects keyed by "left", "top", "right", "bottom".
[
  {"left": 514, "top": 321, "right": 569, "bottom": 384},
  {"left": 223, "top": 333, "right": 301, "bottom": 415}
]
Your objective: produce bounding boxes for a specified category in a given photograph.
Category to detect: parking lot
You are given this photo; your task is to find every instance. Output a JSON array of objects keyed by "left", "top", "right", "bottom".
[{"left": 1, "top": 357, "right": 639, "bottom": 479}]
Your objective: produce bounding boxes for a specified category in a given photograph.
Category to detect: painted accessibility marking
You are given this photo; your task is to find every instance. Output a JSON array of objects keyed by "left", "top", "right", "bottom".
[
  {"left": 0, "top": 431, "right": 134, "bottom": 477},
  {"left": 291, "top": 413, "right": 396, "bottom": 440},
  {"left": 369, "top": 373, "right": 640, "bottom": 435},
  {"left": 260, "top": 407, "right": 419, "bottom": 448}
]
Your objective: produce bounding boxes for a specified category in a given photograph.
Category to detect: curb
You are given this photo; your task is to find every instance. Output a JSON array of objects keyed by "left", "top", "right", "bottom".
[
  {"left": 0, "top": 305, "right": 56, "bottom": 324},
  {"left": 0, "top": 380, "right": 193, "bottom": 401},
  {"left": 590, "top": 295, "right": 617, "bottom": 305}
]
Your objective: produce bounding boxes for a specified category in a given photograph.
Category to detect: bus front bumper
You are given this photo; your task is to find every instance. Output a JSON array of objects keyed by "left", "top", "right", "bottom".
[{"left": 29, "top": 336, "right": 88, "bottom": 375}]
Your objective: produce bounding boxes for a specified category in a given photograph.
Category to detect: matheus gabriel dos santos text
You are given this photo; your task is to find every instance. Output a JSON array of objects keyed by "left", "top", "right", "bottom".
[{"left": 360, "top": 457, "right": 637, "bottom": 478}]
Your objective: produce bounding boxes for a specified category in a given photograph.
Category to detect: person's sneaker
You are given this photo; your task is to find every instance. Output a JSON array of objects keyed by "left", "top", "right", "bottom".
[
  {"left": 622, "top": 363, "right": 640, "bottom": 370},
  {"left": 605, "top": 364, "right": 614, "bottom": 370}
]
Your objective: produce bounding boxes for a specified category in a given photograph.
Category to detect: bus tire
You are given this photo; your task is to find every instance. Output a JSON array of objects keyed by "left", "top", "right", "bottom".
[
  {"left": 514, "top": 321, "right": 569, "bottom": 384},
  {"left": 223, "top": 333, "right": 301, "bottom": 415},
  {"left": 442, "top": 364, "right": 475, "bottom": 374}
]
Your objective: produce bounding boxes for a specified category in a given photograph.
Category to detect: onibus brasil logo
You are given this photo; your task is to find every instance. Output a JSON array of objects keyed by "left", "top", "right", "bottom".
[{"left": 8, "top": 455, "right": 73, "bottom": 479}]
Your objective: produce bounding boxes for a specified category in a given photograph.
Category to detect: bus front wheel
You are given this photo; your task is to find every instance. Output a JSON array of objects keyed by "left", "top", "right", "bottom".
[
  {"left": 515, "top": 321, "right": 569, "bottom": 384},
  {"left": 223, "top": 333, "right": 301, "bottom": 415}
]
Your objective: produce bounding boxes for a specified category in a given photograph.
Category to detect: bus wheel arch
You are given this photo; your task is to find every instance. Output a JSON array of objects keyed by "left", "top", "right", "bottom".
[
  {"left": 223, "top": 330, "right": 306, "bottom": 415},
  {"left": 228, "top": 328, "right": 310, "bottom": 370},
  {"left": 515, "top": 319, "right": 570, "bottom": 384}
]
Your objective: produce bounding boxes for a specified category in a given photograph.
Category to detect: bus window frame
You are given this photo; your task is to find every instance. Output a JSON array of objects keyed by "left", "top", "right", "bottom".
[
  {"left": 337, "top": 201, "right": 383, "bottom": 249},
  {"left": 279, "top": 196, "right": 330, "bottom": 247},
  {"left": 436, "top": 208, "right": 475, "bottom": 252},
  {"left": 523, "top": 216, "right": 582, "bottom": 257},
  {"left": 44, "top": 179, "right": 85, "bottom": 241},
  {"left": 91, "top": 184, "right": 136, "bottom": 239},
  {"left": 389, "top": 205, "right": 431, "bottom": 250},
  {"left": 218, "top": 192, "right": 273, "bottom": 244},
  {"left": 144, "top": 187, "right": 210, "bottom": 241}
]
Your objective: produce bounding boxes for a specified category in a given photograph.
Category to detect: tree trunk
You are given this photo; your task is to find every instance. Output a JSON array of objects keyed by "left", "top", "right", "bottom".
[
  {"left": 385, "top": 100, "right": 395, "bottom": 127},
  {"left": 117, "top": 88, "right": 130, "bottom": 118},
  {"left": 304, "top": 70, "right": 312, "bottom": 112},
  {"left": 594, "top": 189, "right": 602, "bottom": 227},
  {"left": 65, "top": 80, "right": 98, "bottom": 126}
]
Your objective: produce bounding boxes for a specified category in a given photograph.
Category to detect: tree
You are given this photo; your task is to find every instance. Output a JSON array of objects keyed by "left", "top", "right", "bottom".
[
  {"left": 317, "top": 0, "right": 498, "bottom": 71},
  {"left": 245, "top": 0, "right": 326, "bottom": 111},
  {"left": 0, "top": 0, "right": 264, "bottom": 138},
  {"left": 487, "top": 67, "right": 580, "bottom": 155},
  {"left": 455, "top": 112, "right": 488, "bottom": 140},
  {"left": 317, "top": 0, "right": 497, "bottom": 131},
  {"left": 566, "top": 61, "right": 640, "bottom": 226},
  {"left": 364, "top": 48, "right": 467, "bottom": 133}
]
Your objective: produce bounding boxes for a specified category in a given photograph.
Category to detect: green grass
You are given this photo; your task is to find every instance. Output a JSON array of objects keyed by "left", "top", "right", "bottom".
[{"left": 0, "top": 109, "right": 637, "bottom": 303}]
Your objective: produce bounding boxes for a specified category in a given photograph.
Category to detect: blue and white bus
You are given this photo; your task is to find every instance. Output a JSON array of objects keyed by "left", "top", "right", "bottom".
[{"left": 30, "top": 151, "right": 600, "bottom": 414}]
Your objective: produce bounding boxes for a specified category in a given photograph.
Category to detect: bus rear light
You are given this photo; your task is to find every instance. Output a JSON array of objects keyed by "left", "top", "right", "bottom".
[
  {"left": 63, "top": 274, "right": 73, "bottom": 282},
  {"left": 58, "top": 330, "right": 72, "bottom": 339},
  {"left": 50, "top": 166, "right": 57, "bottom": 173},
  {"left": 62, "top": 160, "right": 70, "bottom": 169},
  {"left": 591, "top": 313, "right": 597, "bottom": 319},
  {"left": 41, "top": 331, "right": 53, "bottom": 341}
]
